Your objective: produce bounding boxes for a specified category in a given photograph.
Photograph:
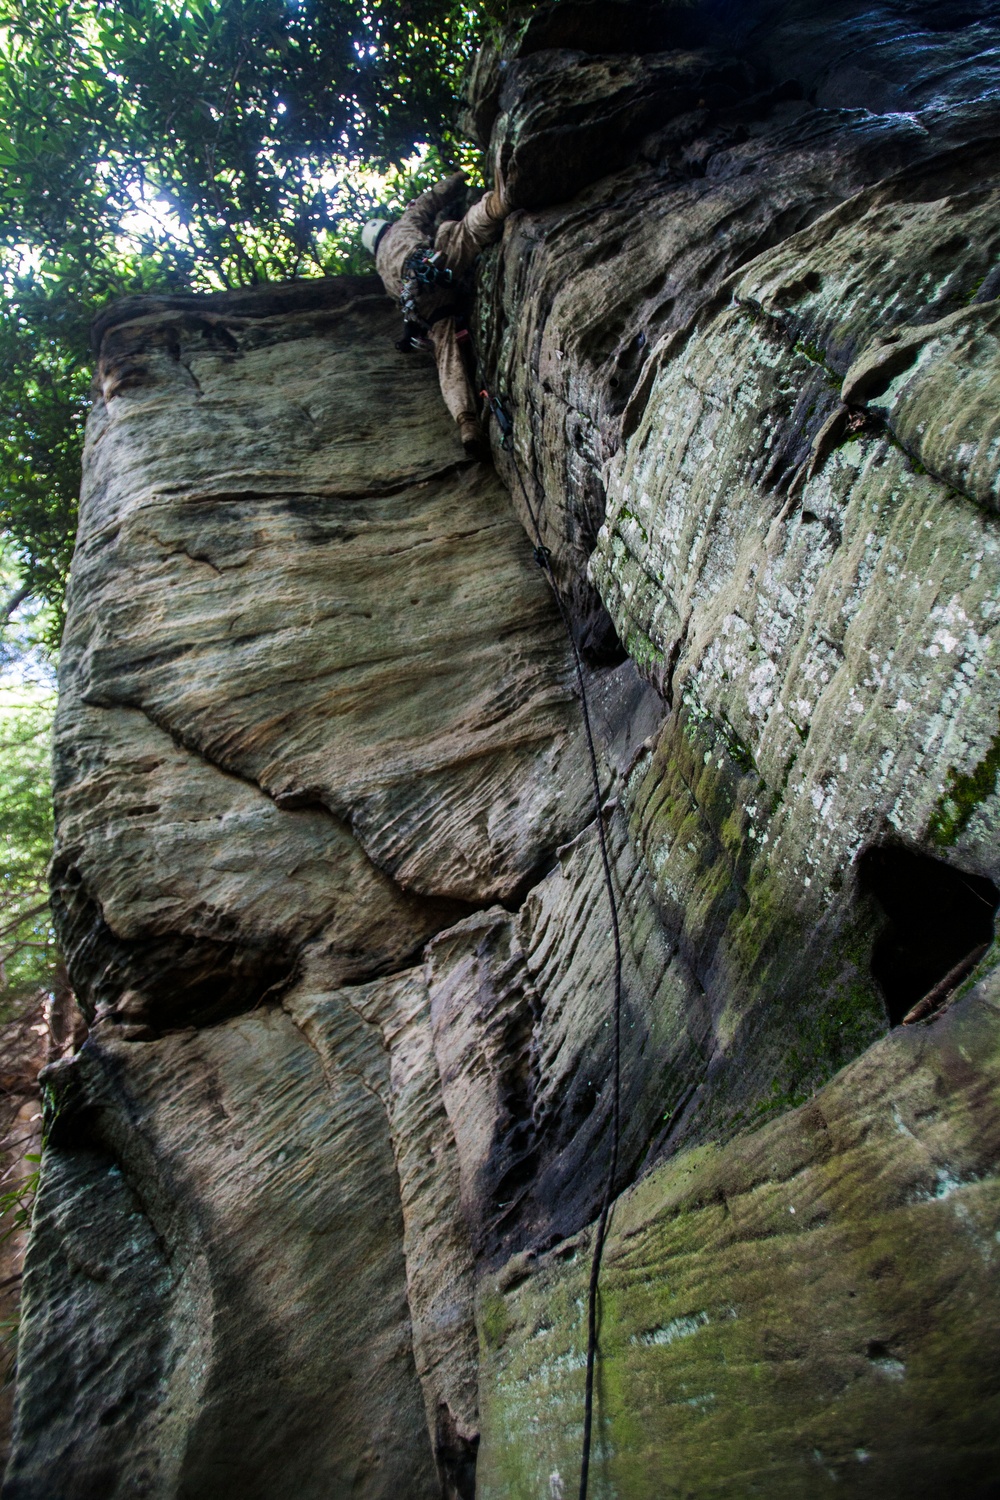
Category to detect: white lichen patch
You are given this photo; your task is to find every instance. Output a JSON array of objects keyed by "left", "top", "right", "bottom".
[{"left": 632, "top": 1310, "right": 710, "bottom": 1346}]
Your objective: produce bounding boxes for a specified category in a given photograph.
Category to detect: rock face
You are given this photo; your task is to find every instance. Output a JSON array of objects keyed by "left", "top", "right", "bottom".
[
  {"left": 8, "top": 1, "right": 1000, "bottom": 1495},
  {"left": 10, "top": 278, "right": 592, "bottom": 1500},
  {"left": 476, "top": 978, "right": 1000, "bottom": 1498},
  {"left": 0, "top": 982, "right": 80, "bottom": 1474}
]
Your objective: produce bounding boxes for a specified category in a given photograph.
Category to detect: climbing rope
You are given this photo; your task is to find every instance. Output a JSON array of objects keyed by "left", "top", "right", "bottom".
[{"left": 482, "top": 390, "right": 623, "bottom": 1500}]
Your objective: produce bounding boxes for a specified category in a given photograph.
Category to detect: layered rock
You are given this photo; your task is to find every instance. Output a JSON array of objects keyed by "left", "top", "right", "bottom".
[
  {"left": 0, "top": 982, "right": 80, "bottom": 1473},
  {"left": 9, "top": 276, "right": 601, "bottom": 1498},
  {"left": 474, "top": 0, "right": 1000, "bottom": 1142},
  {"left": 8, "top": 0, "right": 1000, "bottom": 1495},
  {"left": 476, "top": 977, "right": 1000, "bottom": 1497},
  {"left": 466, "top": 0, "right": 1000, "bottom": 1484}
]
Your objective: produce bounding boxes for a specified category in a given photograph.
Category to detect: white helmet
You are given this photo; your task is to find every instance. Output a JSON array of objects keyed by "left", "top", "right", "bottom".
[{"left": 361, "top": 218, "right": 391, "bottom": 255}]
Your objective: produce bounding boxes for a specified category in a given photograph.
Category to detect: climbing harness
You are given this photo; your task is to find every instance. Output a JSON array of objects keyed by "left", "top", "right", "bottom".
[
  {"left": 394, "top": 246, "right": 460, "bottom": 350},
  {"left": 482, "top": 387, "right": 624, "bottom": 1500},
  {"left": 403, "top": 245, "right": 454, "bottom": 295}
]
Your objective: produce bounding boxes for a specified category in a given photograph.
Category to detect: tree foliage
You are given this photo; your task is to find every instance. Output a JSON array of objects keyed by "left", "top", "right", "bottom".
[
  {"left": 0, "top": 0, "right": 501, "bottom": 634},
  {"left": 0, "top": 689, "right": 57, "bottom": 1014}
]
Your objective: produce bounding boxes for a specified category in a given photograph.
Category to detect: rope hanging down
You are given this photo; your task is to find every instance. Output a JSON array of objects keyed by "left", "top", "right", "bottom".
[{"left": 482, "top": 390, "right": 623, "bottom": 1500}]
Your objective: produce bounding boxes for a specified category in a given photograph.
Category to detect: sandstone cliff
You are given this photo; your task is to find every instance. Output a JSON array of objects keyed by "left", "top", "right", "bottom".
[{"left": 6, "top": 1, "right": 1000, "bottom": 1496}]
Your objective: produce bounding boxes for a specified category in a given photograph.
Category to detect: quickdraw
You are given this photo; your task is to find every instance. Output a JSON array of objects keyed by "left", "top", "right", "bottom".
[
  {"left": 396, "top": 246, "right": 456, "bottom": 350},
  {"left": 479, "top": 388, "right": 514, "bottom": 448}
]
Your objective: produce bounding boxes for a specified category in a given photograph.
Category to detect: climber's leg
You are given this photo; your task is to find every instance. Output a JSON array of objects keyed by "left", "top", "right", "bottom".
[{"left": 429, "top": 317, "right": 484, "bottom": 457}]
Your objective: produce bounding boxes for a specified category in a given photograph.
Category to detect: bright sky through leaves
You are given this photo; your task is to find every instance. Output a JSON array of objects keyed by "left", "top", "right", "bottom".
[
  {"left": 0, "top": 0, "right": 499, "bottom": 651},
  {"left": 0, "top": 0, "right": 507, "bottom": 1012}
]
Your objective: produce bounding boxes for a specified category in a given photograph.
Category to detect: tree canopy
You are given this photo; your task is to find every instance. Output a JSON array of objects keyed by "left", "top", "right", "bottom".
[{"left": 0, "top": 0, "right": 503, "bottom": 642}]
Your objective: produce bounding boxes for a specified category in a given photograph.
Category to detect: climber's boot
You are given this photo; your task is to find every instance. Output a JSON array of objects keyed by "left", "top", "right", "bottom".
[{"left": 459, "top": 413, "right": 487, "bottom": 459}]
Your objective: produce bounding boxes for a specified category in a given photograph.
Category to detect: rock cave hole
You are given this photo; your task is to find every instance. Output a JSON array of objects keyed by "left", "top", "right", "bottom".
[
  {"left": 857, "top": 843, "right": 998, "bottom": 1026},
  {"left": 918, "top": 7, "right": 988, "bottom": 32}
]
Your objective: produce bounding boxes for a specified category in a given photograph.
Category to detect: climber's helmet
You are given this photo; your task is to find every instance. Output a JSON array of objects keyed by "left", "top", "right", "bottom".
[{"left": 362, "top": 218, "right": 391, "bottom": 256}]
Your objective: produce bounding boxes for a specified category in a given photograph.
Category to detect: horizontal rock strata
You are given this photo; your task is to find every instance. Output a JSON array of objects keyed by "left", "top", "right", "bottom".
[
  {"left": 9, "top": 1007, "right": 439, "bottom": 1500},
  {"left": 12, "top": 276, "right": 605, "bottom": 1495},
  {"left": 475, "top": 0, "right": 1000, "bottom": 1143}
]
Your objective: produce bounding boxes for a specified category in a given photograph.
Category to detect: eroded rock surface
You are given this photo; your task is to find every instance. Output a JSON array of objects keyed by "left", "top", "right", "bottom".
[
  {"left": 0, "top": 984, "right": 80, "bottom": 1473},
  {"left": 10, "top": 275, "right": 599, "bottom": 1497},
  {"left": 8, "top": 0, "right": 1000, "bottom": 1494},
  {"left": 9, "top": 1007, "right": 438, "bottom": 1500},
  {"left": 78, "top": 279, "right": 591, "bottom": 912},
  {"left": 476, "top": 980, "right": 1000, "bottom": 1498},
  {"left": 475, "top": 0, "right": 1000, "bottom": 1143}
]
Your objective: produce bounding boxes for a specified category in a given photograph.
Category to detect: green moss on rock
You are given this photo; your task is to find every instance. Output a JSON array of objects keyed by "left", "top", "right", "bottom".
[
  {"left": 928, "top": 720, "right": 1000, "bottom": 847},
  {"left": 476, "top": 983, "right": 1000, "bottom": 1499}
]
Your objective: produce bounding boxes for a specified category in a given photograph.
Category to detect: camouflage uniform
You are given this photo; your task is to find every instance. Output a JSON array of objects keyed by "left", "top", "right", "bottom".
[{"left": 375, "top": 174, "right": 507, "bottom": 448}]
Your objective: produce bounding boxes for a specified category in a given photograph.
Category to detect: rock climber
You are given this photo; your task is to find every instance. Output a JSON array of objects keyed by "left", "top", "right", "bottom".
[{"left": 361, "top": 168, "right": 509, "bottom": 458}]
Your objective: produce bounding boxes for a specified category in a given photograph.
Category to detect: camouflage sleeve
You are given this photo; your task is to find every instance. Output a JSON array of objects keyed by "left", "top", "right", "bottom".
[
  {"left": 377, "top": 174, "right": 468, "bottom": 299},
  {"left": 397, "top": 173, "right": 467, "bottom": 239}
]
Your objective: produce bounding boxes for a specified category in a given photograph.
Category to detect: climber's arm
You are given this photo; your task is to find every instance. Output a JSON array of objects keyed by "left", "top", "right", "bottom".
[
  {"left": 434, "top": 192, "right": 507, "bottom": 276},
  {"left": 377, "top": 172, "right": 468, "bottom": 294},
  {"left": 396, "top": 172, "right": 467, "bottom": 239}
]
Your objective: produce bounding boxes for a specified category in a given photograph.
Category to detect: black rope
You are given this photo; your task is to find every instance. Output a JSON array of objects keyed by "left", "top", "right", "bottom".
[{"left": 483, "top": 391, "right": 623, "bottom": 1500}]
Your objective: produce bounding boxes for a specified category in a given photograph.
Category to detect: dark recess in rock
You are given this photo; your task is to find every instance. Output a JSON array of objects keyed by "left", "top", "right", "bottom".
[
  {"left": 50, "top": 860, "right": 297, "bottom": 1033},
  {"left": 496, "top": 49, "right": 758, "bottom": 211},
  {"left": 858, "top": 843, "right": 998, "bottom": 1025},
  {"left": 577, "top": 606, "right": 629, "bottom": 668},
  {"left": 435, "top": 1402, "right": 479, "bottom": 1500},
  {"left": 515, "top": 1, "right": 698, "bottom": 58}
]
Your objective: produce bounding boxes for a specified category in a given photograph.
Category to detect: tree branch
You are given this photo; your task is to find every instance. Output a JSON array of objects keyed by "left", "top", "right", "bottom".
[
  {"left": 1, "top": 585, "right": 31, "bottom": 625},
  {"left": 0, "top": 904, "right": 51, "bottom": 942}
]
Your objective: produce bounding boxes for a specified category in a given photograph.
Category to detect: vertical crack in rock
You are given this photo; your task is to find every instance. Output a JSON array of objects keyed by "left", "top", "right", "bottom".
[
  {"left": 426, "top": 805, "right": 711, "bottom": 1268},
  {"left": 283, "top": 953, "right": 481, "bottom": 1500}
]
